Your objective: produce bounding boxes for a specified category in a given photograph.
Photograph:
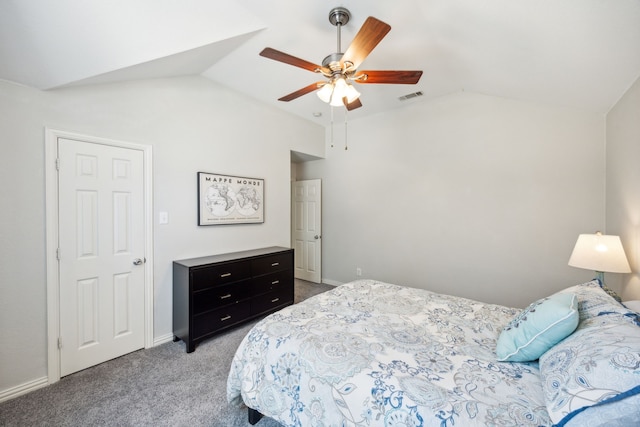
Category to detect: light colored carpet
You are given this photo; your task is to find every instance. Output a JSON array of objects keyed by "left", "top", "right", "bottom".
[{"left": 0, "top": 279, "right": 334, "bottom": 427}]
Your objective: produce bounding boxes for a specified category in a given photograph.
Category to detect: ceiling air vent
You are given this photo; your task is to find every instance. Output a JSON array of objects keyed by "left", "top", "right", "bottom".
[{"left": 398, "top": 91, "right": 423, "bottom": 101}]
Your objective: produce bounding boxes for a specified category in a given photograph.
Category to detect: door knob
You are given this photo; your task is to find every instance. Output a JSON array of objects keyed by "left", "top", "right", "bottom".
[
  {"left": 314, "top": 235, "right": 321, "bottom": 239},
  {"left": 133, "top": 258, "right": 144, "bottom": 266}
]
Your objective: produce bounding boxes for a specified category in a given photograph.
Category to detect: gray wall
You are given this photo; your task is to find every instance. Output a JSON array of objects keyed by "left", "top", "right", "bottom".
[
  {"left": 298, "top": 91, "right": 606, "bottom": 307},
  {"left": 606, "top": 75, "right": 640, "bottom": 301},
  {"left": 3, "top": 74, "right": 636, "bottom": 399},
  {"left": 0, "top": 76, "right": 324, "bottom": 395}
]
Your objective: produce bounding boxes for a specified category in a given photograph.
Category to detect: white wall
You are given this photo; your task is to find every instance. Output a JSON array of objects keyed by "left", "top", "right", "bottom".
[
  {"left": 0, "top": 77, "right": 324, "bottom": 395},
  {"left": 298, "top": 91, "right": 606, "bottom": 307},
  {"left": 606, "top": 75, "right": 640, "bottom": 301}
]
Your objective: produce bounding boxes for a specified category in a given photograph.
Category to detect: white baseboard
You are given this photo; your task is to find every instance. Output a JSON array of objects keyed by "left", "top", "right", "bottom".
[
  {"left": 153, "top": 332, "right": 175, "bottom": 347},
  {"left": 321, "top": 278, "right": 343, "bottom": 287},
  {"left": 0, "top": 376, "right": 48, "bottom": 403},
  {"left": 1, "top": 334, "right": 174, "bottom": 403}
]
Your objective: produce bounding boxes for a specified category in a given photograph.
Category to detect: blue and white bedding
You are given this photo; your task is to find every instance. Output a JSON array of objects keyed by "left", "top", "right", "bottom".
[
  {"left": 228, "top": 280, "right": 549, "bottom": 426},
  {"left": 227, "top": 279, "right": 640, "bottom": 426}
]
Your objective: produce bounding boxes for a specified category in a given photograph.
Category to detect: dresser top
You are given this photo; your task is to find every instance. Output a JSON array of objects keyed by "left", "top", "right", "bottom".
[{"left": 174, "top": 246, "right": 292, "bottom": 268}]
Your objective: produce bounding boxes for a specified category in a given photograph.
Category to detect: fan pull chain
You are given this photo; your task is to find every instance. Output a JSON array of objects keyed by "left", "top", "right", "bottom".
[
  {"left": 344, "top": 109, "right": 348, "bottom": 150},
  {"left": 330, "top": 106, "right": 334, "bottom": 148}
]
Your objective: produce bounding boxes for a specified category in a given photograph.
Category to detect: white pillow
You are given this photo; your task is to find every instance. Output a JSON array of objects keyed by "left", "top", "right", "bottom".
[{"left": 539, "top": 293, "right": 640, "bottom": 426}]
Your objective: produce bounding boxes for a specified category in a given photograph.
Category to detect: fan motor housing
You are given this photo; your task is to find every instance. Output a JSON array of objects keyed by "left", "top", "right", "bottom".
[{"left": 322, "top": 52, "right": 344, "bottom": 72}]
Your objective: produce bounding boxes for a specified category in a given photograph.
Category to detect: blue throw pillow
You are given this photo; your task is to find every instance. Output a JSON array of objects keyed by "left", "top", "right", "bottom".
[{"left": 496, "top": 293, "right": 579, "bottom": 362}]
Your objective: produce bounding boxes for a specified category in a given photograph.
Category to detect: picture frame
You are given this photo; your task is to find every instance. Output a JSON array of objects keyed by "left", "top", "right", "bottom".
[{"left": 197, "top": 172, "right": 264, "bottom": 226}]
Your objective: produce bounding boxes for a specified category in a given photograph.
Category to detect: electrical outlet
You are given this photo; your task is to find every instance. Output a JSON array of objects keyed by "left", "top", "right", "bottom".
[{"left": 356, "top": 267, "right": 362, "bottom": 276}]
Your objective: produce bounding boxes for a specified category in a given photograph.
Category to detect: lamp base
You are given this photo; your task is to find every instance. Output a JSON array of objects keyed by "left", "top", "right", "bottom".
[
  {"left": 594, "top": 270, "right": 623, "bottom": 302},
  {"left": 595, "top": 271, "right": 605, "bottom": 286}
]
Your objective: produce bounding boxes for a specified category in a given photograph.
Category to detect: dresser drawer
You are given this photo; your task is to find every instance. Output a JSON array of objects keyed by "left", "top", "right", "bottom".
[
  {"left": 192, "top": 301, "right": 251, "bottom": 339},
  {"left": 191, "top": 260, "right": 251, "bottom": 291},
  {"left": 193, "top": 279, "right": 251, "bottom": 314},
  {"left": 252, "top": 288, "right": 294, "bottom": 315},
  {"left": 252, "top": 252, "right": 292, "bottom": 276},
  {"left": 250, "top": 270, "right": 292, "bottom": 295}
]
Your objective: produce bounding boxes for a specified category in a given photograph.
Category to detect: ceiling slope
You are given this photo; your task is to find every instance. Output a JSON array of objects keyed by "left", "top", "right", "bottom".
[
  {"left": 1, "top": 0, "right": 639, "bottom": 126},
  {"left": 0, "top": 0, "right": 265, "bottom": 89}
]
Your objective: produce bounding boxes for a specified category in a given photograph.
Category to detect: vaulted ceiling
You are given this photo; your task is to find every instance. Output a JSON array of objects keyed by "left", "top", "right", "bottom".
[{"left": 1, "top": 0, "right": 639, "bottom": 126}]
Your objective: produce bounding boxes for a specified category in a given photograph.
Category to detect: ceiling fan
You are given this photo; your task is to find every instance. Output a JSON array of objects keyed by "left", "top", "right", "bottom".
[{"left": 259, "top": 7, "right": 423, "bottom": 111}]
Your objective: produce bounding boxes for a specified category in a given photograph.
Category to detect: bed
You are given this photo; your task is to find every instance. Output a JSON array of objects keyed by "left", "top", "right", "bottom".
[{"left": 227, "top": 279, "right": 640, "bottom": 426}]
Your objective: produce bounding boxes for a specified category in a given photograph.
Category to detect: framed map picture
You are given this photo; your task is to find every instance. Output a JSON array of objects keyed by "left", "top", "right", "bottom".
[{"left": 197, "top": 172, "right": 264, "bottom": 225}]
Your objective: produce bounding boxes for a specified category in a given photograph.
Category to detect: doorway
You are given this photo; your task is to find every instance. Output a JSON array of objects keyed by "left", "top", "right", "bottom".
[
  {"left": 45, "top": 129, "right": 153, "bottom": 383},
  {"left": 291, "top": 179, "right": 322, "bottom": 283}
]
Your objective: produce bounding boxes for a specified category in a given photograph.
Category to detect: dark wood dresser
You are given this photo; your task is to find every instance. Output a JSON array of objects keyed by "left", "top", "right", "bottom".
[{"left": 173, "top": 246, "right": 294, "bottom": 353}]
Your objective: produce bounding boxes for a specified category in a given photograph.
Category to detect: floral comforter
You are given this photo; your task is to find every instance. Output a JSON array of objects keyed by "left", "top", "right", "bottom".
[{"left": 227, "top": 279, "right": 552, "bottom": 426}]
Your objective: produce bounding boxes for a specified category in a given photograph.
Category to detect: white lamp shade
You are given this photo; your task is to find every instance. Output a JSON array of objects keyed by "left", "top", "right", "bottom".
[
  {"left": 329, "top": 92, "right": 345, "bottom": 107},
  {"left": 319, "top": 77, "right": 360, "bottom": 107},
  {"left": 568, "top": 233, "right": 631, "bottom": 273},
  {"left": 316, "top": 83, "right": 333, "bottom": 103},
  {"left": 317, "top": 77, "right": 361, "bottom": 107},
  {"left": 344, "top": 83, "right": 360, "bottom": 103},
  {"left": 329, "top": 78, "right": 347, "bottom": 106}
]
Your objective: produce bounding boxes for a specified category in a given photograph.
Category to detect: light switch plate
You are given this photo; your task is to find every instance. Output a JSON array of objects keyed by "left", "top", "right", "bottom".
[{"left": 159, "top": 211, "right": 169, "bottom": 224}]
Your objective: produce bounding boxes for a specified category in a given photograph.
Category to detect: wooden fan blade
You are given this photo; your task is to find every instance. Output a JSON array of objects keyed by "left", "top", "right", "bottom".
[
  {"left": 260, "top": 48, "right": 327, "bottom": 73},
  {"left": 341, "top": 17, "right": 391, "bottom": 70},
  {"left": 344, "top": 97, "right": 363, "bottom": 111},
  {"left": 354, "top": 70, "right": 423, "bottom": 84},
  {"left": 278, "top": 82, "right": 325, "bottom": 102}
]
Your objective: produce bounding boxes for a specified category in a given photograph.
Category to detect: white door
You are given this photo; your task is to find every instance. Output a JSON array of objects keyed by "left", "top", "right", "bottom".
[
  {"left": 292, "top": 179, "right": 322, "bottom": 283},
  {"left": 58, "top": 138, "right": 145, "bottom": 376}
]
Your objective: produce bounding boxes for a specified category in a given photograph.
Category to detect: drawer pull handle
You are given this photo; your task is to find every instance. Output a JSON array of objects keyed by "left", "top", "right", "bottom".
[
  {"left": 220, "top": 315, "right": 232, "bottom": 322},
  {"left": 220, "top": 273, "right": 232, "bottom": 278},
  {"left": 271, "top": 298, "right": 280, "bottom": 303},
  {"left": 220, "top": 294, "right": 232, "bottom": 300},
  {"left": 271, "top": 280, "right": 280, "bottom": 285},
  {"left": 271, "top": 262, "right": 279, "bottom": 267}
]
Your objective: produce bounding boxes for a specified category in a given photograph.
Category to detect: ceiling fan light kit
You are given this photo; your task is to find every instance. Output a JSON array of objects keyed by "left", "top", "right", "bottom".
[
  {"left": 317, "top": 76, "right": 361, "bottom": 106},
  {"left": 259, "top": 6, "right": 423, "bottom": 111}
]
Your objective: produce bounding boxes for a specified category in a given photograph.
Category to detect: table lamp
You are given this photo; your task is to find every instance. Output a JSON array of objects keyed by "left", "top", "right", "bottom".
[{"left": 568, "top": 231, "right": 631, "bottom": 287}]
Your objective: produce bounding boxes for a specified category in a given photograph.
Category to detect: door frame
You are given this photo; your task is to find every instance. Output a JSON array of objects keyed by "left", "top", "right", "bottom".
[
  {"left": 45, "top": 128, "right": 154, "bottom": 384},
  {"left": 291, "top": 178, "right": 322, "bottom": 283}
]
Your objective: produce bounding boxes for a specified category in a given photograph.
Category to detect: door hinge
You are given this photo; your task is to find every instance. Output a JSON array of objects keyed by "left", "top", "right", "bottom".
[
  {"left": 55, "top": 158, "right": 60, "bottom": 171},
  {"left": 56, "top": 248, "right": 60, "bottom": 260},
  {"left": 57, "top": 337, "right": 62, "bottom": 349}
]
